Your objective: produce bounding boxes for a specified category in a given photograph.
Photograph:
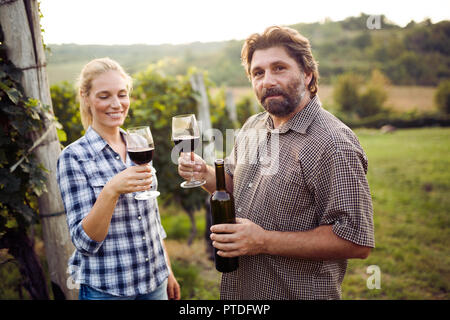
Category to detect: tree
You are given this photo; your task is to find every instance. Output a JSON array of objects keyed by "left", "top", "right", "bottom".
[
  {"left": 358, "top": 70, "right": 389, "bottom": 117},
  {"left": 50, "top": 81, "right": 83, "bottom": 145},
  {"left": 434, "top": 80, "right": 450, "bottom": 114},
  {"left": 0, "top": 30, "right": 49, "bottom": 299},
  {"left": 0, "top": 0, "right": 75, "bottom": 299},
  {"left": 333, "top": 70, "right": 388, "bottom": 118},
  {"left": 333, "top": 73, "right": 362, "bottom": 115}
]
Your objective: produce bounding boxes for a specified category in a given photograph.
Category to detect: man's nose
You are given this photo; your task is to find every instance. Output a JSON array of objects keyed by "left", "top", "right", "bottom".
[{"left": 262, "top": 71, "right": 277, "bottom": 88}]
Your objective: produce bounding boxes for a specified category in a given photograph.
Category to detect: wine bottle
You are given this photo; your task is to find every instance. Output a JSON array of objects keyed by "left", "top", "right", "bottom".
[{"left": 210, "top": 159, "right": 239, "bottom": 273}]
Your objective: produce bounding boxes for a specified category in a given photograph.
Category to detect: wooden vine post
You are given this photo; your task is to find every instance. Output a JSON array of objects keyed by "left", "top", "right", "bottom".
[{"left": 0, "top": 0, "right": 76, "bottom": 299}]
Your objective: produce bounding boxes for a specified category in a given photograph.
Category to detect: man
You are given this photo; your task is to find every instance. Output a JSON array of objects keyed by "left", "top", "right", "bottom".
[{"left": 178, "top": 26, "right": 374, "bottom": 299}]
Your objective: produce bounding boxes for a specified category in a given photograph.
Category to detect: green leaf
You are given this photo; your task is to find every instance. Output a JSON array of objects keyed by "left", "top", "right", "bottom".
[
  {"left": 57, "top": 127, "right": 67, "bottom": 142},
  {"left": 0, "top": 82, "right": 21, "bottom": 105}
]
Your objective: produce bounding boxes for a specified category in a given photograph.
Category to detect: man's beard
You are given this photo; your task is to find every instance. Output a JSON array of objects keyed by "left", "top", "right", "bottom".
[{"left": 258, "top": 77, "right": 307, "bottom": 117}]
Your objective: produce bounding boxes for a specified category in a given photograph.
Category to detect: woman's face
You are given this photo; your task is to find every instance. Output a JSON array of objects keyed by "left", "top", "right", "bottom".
[{"left": 86, "top": 70, "right": 130, "bottom": 132}]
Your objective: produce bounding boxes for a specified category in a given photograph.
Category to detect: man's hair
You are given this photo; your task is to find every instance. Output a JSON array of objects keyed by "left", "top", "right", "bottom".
[{"left": 241, "top": 25, "right": 319, "bottom": 97}]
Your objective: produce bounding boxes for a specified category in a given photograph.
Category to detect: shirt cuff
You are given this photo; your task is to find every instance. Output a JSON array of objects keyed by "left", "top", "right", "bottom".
[
  {"left": 332, "top": 219, "right": 375, "bottom": 248},
  {"left": 73, "top": 222, "right": 104, "bottom": 256}
]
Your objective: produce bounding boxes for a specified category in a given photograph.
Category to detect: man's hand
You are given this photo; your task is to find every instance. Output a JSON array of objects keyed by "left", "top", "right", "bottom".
[
  {"left": 210, "top": 218, "right": 267, "bottom": 257},
  {"left": 177, "top": 152, "right": 208, "bottom": 182}
]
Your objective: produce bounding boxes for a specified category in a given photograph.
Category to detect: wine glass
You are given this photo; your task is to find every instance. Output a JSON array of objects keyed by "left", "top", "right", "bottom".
[
  {"left": 125, "top": 126, "right": 160, "bottom": 200},
  {"left": 172, "top": 114, "right": 206, "bottom": 188}
]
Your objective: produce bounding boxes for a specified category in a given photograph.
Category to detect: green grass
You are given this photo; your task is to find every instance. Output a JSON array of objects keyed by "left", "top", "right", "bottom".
[
  {"left": 160, "top": 204, "right": 206, "bottom": 241},
  {"left": 341, "top": 128, "right": 450, "bottom": 299}
]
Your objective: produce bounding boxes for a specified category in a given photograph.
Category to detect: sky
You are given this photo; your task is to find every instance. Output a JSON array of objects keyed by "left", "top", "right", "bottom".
[{"left": 39, "top": 0, "right": 450, "bottom": 45}]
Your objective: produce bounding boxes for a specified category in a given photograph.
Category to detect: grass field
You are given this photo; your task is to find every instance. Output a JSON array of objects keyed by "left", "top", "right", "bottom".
[{"left": 163, "top": 127, "right": 450, "bottom": 300}]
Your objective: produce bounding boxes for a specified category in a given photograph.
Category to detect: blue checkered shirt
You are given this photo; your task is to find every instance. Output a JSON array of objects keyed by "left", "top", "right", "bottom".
[{"left": 57, "top": 127, "right": 169, "bottom": 297}]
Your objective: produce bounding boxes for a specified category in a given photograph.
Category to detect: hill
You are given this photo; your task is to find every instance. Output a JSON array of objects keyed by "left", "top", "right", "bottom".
[{"left": 45, "top": 13, "right": 450, "bottom": 87}]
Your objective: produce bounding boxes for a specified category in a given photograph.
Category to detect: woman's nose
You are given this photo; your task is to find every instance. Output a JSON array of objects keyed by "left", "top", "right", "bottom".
[{"left": 111, "top": 96, "right": 121, "bottom": 108}]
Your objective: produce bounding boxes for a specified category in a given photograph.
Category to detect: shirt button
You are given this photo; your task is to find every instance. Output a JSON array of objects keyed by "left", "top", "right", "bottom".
[
  {"left": 142, "top": 236, "right": 146, "bottom": 240},
  {"left": 248, "top": 183, "right": 253, "bottom": 188},
  {"left": 138, "top": 216, "right": 142, "bottom": 220},
  {"left": 145, "top": 257, "right": 149, "bottom": 262},
  {"left": 237, "top": 208, "right": 242, "bottom": 212},
  {"left": 115, "top": 155, "right": 120, "bottom": 160}
]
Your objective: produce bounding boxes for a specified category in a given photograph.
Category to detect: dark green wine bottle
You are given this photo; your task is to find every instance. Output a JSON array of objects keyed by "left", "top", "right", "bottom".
[{"left": 210, "top": 159, "right": 239, "bottom": 273}]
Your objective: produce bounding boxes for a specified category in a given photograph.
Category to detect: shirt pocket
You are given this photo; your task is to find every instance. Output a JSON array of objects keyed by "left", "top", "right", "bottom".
[
  {"left": 88, "top": 174, "right": 109, "bottom": 198},
  {"left": 80, "top": 159, "right": 112, "bottom": 197},
  {"left": 269, "top": 167, "right": 315, "bottom": 231}
]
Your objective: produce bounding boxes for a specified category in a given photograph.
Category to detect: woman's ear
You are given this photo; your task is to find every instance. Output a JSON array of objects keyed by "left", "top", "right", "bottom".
[{"left": 80, "top": 91, "right": 89, "bottom": 108}]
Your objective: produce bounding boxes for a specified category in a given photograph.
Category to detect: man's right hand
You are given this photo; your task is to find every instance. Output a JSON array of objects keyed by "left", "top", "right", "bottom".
[{"left": 177, "top": 152, "right": 208, "bottom": 182}]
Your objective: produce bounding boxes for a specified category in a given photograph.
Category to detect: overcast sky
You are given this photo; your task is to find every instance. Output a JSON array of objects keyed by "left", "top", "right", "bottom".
[{"left": 39, "top": 0, "right": 450, "bottom": 45}]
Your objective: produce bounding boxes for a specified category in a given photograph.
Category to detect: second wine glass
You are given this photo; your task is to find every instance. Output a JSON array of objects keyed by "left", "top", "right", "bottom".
[
  {"left": 172, "top": 114, "right": 206, "bottom": 188},
  {"left": 126, "top": 126, "right": 160, "bottom": 200}
]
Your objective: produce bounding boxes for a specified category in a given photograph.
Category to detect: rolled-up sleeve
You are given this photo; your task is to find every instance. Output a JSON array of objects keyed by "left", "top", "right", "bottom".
[
  {"left": 56, "top": 150, "right": 104, "bottom": 255},
  {"left": 315, "top": 148, "right": 375, "bottom": 248}
]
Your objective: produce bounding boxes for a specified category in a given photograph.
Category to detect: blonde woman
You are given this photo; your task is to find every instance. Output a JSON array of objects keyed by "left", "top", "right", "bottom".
[{"left": 57, "top": 58, "right": 180, "bottom": 300}]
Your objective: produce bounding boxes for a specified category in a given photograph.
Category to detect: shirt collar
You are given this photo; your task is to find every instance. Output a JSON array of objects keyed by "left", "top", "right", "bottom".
[
  {"left": 264, "top": 95, "right": 321, "bottom": 134},
  {"left": 85, "top": 126, "right": 127, "bottom": 158}
]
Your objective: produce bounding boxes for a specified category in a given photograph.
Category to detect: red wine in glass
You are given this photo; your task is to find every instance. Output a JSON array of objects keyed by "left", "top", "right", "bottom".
[
  {"left": 128, "top": 147, "right": 154, "bottom": 165},
  {"left": 126, "top": 126, "right": 160, "bottom": 200}
]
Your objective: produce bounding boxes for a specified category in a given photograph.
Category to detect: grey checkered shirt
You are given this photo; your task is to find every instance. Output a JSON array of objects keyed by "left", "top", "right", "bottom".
[
  {"left": 57, "top": 127, "right": 169, "bottom": 297},
  {"left": 222, "top": 95, "right": 375, "bottom": 300}
]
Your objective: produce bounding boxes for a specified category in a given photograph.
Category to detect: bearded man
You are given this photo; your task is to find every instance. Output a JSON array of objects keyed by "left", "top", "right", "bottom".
[{"left": 178, "top": 26, "right": 375, "bottom": 300}]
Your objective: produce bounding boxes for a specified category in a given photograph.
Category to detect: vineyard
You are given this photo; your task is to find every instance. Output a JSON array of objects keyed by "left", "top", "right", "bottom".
[{"left": 1, "top": 3, "right": 449, "bottom": 300}]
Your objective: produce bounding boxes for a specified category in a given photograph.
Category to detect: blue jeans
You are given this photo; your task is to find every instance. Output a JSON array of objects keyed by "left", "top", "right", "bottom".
[{"left": 79, "top": 279, "right": 168, "bottom": 300}]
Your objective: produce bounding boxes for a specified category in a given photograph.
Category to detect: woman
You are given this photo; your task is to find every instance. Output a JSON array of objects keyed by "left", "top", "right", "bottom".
[{"left": 57, "top": 57, "right": 180, "bottom": 300}]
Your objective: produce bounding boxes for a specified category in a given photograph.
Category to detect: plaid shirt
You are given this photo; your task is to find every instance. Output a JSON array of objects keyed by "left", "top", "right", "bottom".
[
  {"left": 222, "top": 96, "right": 375, "bottom": 300},
  {"left": 57, "top": 127, "right": 168, "bottom": 297}
]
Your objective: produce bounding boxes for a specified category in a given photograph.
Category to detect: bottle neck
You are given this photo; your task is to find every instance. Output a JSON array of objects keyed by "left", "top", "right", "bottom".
[{"left": 215, "top": 160, "right": 226, "bottom": 191}]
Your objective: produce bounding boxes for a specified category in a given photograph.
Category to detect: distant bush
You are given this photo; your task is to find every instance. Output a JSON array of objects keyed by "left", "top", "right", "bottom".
[
  {"left": 434, "top": 80, "right": 450, "bottom": 114},
  {"left": 333, "top": 73, "right": 362, "bottom": 115},
  {"left": 334, "top": 70, "right": 389, "bottom": 118},
  {"left": 338, "top": 111, "right": 450, "bottom": 129}
]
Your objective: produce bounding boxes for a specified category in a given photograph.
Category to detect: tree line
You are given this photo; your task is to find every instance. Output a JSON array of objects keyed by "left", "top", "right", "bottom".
[{"left": 46, "top": 13, "right": 450, "bottom": 87}]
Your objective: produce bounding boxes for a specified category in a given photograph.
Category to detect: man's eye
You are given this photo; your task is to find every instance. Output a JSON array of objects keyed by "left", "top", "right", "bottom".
[{"left": 253, "top": 70, "right": 263, "bottom": 78}]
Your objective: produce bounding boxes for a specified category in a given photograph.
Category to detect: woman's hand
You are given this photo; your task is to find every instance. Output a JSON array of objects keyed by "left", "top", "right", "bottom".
[
  {"left": 167, "top": 271, "right": 181, "bottom": 300},
  {"left": 105, "top": 164, "right": 153, "bottom": 198}
]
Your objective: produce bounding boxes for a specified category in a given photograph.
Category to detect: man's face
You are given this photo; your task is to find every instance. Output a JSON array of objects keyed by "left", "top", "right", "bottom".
[{"left": 250, "top": 46, "right": 309, "bottom": 117}]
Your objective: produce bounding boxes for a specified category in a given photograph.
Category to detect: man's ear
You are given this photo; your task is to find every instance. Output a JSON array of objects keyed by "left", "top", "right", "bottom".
[{"left": 305, "top": 72, "right": 313, "bottom": 87}]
